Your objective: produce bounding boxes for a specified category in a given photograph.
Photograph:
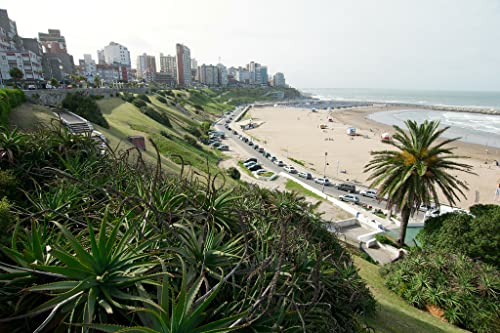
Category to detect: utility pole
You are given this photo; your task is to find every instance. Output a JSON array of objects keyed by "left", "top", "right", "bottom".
[{"left": 322, "top": 152, "right": 328, "bottom": 193}]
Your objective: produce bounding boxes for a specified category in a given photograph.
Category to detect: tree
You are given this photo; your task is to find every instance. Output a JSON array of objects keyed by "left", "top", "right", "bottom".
[
  {"left": 94, "top": 74, "right": 102, "bottom": 88},
  {"left": 49, "top": 77, "right": 59, "bottom": 87},
  {"left": 364, "top": 120, "right": 474, "bottom": 246},
  {"left": 9, "top": 67, "right": 23, "bottom": 87}
]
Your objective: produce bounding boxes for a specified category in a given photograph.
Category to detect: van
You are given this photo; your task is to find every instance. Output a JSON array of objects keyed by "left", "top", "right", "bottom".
[{"left": 336, "top": 183, "right": 356, "bottom": 193}]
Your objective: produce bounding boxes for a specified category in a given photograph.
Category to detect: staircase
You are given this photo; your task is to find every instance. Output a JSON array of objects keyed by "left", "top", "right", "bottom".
[{"left": 66, "top": 121, "right": 93, "bottom": 134}]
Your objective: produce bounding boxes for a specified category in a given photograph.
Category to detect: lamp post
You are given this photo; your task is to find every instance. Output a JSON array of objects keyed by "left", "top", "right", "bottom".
[{"left": 322, "top": 152, "right": 328, "bottom": 193}]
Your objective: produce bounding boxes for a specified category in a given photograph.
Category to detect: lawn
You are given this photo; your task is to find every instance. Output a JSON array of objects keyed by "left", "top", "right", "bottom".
[
  {"left": 354, "top": 257, "right": 468, "bottom": 333},
  {"left": 285, "top": 179, "right": 324, "bottom": 201}
]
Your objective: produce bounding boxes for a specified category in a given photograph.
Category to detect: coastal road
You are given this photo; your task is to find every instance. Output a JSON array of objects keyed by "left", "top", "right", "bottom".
[{"left": 215, "top": 105, "right": 428, "bottom": 223}]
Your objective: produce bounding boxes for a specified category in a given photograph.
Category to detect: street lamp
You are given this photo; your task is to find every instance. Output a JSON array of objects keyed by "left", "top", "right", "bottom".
[{"left": 322, "top": 152, "right": 328, "bottom": 193}]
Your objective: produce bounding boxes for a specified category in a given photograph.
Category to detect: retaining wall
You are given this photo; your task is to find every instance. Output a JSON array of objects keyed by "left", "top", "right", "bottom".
[{"left": 24, "top": 88, "right": 148, "bottom": 106}]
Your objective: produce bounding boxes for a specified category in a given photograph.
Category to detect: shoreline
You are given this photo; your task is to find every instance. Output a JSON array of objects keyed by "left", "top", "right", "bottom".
[
  {"left": 288, "top": 95, "right": 500, "bottom": 115},
  {"left": 241, "top": 104, "right": 500, "bottom": 208}
]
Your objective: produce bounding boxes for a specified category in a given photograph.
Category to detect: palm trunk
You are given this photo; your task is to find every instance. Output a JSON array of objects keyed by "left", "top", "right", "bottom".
[{"left": 398, "top": 206, "right": 411, "bottom": 247}]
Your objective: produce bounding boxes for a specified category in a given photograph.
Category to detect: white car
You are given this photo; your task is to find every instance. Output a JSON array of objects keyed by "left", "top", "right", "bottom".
[
  {"left": 339, "top": 194, "right": 360, "bottom": 203},
  {"left": 283, "top": 165, "right": 297, "bottom": 174},
  {"left": 360, "top": 189, "right": 377, "bottom": 199},
  {"left": 314, "top": 177, "right": 331, "bottom": 186},
  {"left": 244, "top": 161, "right": 257, "bottom": 168},
  {"left": 253, "top": 169, "right": 267, "bottom": 175},
  {"left": 298, "top": 172, "right": 313, "bottom": 179}
]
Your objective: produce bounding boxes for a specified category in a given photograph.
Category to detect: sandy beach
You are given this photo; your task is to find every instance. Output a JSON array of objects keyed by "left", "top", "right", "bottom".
[{"left": 239, "top": 105, "right": 500, "bottom": 208}]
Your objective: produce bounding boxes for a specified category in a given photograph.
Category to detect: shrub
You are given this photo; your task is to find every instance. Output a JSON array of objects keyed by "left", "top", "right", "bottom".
[
  {"left": 157, "top": 96, "right": 167, "bottom": 104},
  {"left": 418, "top": 206, "right": 500, "bottom": 267},
  {"left": 382, "top": 249, "right": 499, "bottom": 333},
  {"left": 157, "top": 91, "right": 166, "bottom": 97},
  {"left": 61, "top": 92, "right": 109, "bottom": 128},
  {"left": 183, "top": 134, "right": 201, "bottom": 149},
  {"left": 132, "top": 98, "right": 147, "bottom": 108},
  {"left": 227, "top": 167, "right": 240, "bottom": 180},
  {"left": 186, "top": 125, "right": 202, "bottom": 138},
  {"left": 141, "top": 107, "right": 172, "bottom": 128},
  {"left": 0, "top": 169, "right": 18, "bottom": 200},
  {"left": 0, "top": 88, "right": 26, "bottom": 125},
  {"left": 0, "top": 197, "right": 15, "bottom": 246},
  {"left": 137, "top": 94, "right": 151, "bottom": 103}
]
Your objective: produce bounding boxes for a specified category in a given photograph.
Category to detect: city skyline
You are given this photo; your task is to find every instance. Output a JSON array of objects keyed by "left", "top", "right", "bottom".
[{"left": 2, "top": 0, "right": 499, "bottom": 90}]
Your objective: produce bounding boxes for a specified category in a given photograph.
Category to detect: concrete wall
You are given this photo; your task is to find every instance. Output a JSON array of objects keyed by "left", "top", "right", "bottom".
[{"left": 24, "top": 88, "right": 148, "bottom": 106}]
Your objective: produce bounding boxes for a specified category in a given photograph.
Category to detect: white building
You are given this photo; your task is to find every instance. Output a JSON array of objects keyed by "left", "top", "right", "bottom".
[
  {"left": 82, "top": 54, "right": 96, "bottom": 75},
  {"left": 101, "top": 42, "right": 131, "bottom": 68},
  {"left": 176, "top": 43, "right": 191, "bottom": 86}
]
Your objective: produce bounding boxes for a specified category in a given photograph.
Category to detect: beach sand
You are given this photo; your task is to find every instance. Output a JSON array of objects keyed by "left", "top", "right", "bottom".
[{"left": 239, "top": 105, "right": 500, "bottom": 208}]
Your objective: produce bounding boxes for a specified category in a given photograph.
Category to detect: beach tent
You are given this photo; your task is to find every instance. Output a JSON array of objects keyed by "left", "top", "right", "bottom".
[
  {"left": 381, "top": 132, "right": 392, "bottom": 141},
  {"left": 346, "top": 127, "right": 356, "bottom": 136}
]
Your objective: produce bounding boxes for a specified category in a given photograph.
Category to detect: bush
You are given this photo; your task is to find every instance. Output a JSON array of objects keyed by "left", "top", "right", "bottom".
[
  {"left": 0, "top": 170, "right": 18, "bottom": 200},
  {"left": 132, "top": 98, "right": 147, "bottom": 108},
  {"left": 0, "top": 88, "right": 26, "bottom": 125},
  {"left": 382, "top": 249, "right": 499, "bottom": 333},
  {"left": 157, "top": 91, "right": 166, "bottom": 97},
  {"left": 61, "top": 92, "right": 109, "bottom": 128},
  {"left": 141, "top": 107, "right": 172, "bottom": 128},
  {"left": 137, "top": 94, "right": 151, "bottom": 103},
  {"left": 0, "top": 197, "right": 15, "bottom": 246},
  {"left": 227, "top": 167, "right": 240, "bottom": 180},
  {"left": 157, "top": 96, "right": 167, "bottom": 104},
  {"left": 418, "top": 206, "right": 500, "bottom": 267},
  {"left": 183, "top": 134, "right": 201, "bottom": 149},
  {"left": 186, "top": 125, "right": 202, "bottom": 138}
]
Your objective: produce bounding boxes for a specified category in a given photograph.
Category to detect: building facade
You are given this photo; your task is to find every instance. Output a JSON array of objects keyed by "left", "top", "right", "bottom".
[
  {"left": 136, "top": 53, "right": 156, "bottom": 81},
  {"left": 217, "top": 63, "right": 228, "bottom": 86},
  {"left": 0, "top": 9, "right": 44, "bottom": 83},
  {"left": 175, "top": 43, "right": 191, "bottom": 86},
  {"left": 101, "top": 42, "right": 131, "bottom": 68},
  {"left": 272, "top": 72, "right": 286, "bottom": 87},
  {"left": 159, "top": 53, "right": 176, "bottom": 79},
  {"left": 247, "top": 61, "right": 262, "bottom": 85},
  {"left": 38, "top": 29, "right": 74, "bottom": 80},
  {"left": 198, "top": 64, "right": 219, "bottom": 86}
]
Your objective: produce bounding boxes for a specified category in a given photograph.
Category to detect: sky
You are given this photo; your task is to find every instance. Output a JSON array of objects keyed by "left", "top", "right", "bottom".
[{"left": 3, "top": 0, "right": 500, "bottom": 90}]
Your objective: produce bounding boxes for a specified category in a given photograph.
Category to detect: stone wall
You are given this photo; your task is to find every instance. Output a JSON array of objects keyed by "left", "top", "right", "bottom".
[{"left": 24, "top": 88, "right": 148, "bottom": 106}]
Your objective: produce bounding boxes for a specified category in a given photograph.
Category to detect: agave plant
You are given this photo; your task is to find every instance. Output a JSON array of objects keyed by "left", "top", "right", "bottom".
[
  {"left": 89, "top": 259, "right": 246, "bottom": 333},
  {"left": 0, "top": 126, "right": 27, "bottom": 164},
  {"left": 0, "top": 211, "right": 163, "bottom": 332}
]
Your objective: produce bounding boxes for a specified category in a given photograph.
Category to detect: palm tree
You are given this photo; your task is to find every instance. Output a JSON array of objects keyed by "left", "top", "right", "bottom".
[{"left": 364, "top": 120, "right": 475, "bottom": 246}]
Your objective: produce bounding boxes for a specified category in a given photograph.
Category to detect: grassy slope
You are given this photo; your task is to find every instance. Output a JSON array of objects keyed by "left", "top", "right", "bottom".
[
  {"left": 7, "top": 102, "right": 55, "bottom": 129},
  {"left": 354, "top": 257, "right": 468, "bottom": 333}
]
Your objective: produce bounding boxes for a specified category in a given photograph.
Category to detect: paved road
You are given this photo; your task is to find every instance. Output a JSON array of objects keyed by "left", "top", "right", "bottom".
[{"left": 214, "top": 106, "right": 427, "bottom": 223}]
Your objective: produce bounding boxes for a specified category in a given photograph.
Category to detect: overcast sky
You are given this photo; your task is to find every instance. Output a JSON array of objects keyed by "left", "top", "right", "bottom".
[{"left": 3, "top": 0, "right": 499, "bottom": 90}]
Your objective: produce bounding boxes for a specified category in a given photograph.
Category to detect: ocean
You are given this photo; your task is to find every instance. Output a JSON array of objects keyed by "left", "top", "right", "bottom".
[
  {"left": 300, "top": 88, "right": 500, "bottom": 110},
  {"left": 301, "top": 88, "right": 500, "bottom": 149}
]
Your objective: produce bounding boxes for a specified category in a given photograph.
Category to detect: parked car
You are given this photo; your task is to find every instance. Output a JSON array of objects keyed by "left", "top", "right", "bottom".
[
  {"left": 211, "top": 142, "right": 222, "bottom": 148},
  {"left": 27, "top": 84, "right": 36, "bottom": 90},
  {"left": 264, "top": 152, "right": 271, "bottom": 158},
  {"left": 336, "top": 183, "right": 356, "bottom": 193},
  {"left": 244, "top": 157, "right": 257, "bottom": 164},
  {"left": 258, "top": 147, "right": 265, "bottom": 153},
  {"left": 284, "top": 165, "right": 297, "bottom": 174},
  {"left": 418, "top": 203, "right": 437, "bottom": 212},
  {"left": 253, "top": 169, "right": 267, "bottom": 175},
  {"left": 244, "top": 161, "right": 257, "bottom": 168},
  {"left": 339, "top": 194, "right": 360, "bottom": 204},
  {"left": 360, "top": 189, "right": 377, "bottom": 198},
  {"left": 248, "top": 164, "right": 263, "bottom": 172},
  {"left": 298, "top": 172, "right": 313, "bottom": 179},
  {"left": 233, "top": 130, "right": 237, "bottom": 135},
  {"left": 274, "top": 160, "right": 285, "bottom": 167},
  {"left": 270, "top": 156, "right": 278, "bottom": 162},
  {"left": 253, "top": 144, "right": 259, "bottom": 150},
  {"left": 314, "top": 177, "right": 331, "bottom": 186},
  {"left": 217, "top": 145, "right": 229, "bottom": 151},
  {"left": 248, "top": 141, "right": 254, "bottom": 146}
]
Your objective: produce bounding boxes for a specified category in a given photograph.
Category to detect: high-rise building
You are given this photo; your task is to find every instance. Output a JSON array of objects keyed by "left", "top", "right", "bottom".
[
  {"left": 247, "top": 61, "right": 262, "bottom": 85},
  {"left": 159, "top": 53, "right": 176, "bottom": 79},
  {"left": 191, "top": 58, "right": 198, "bottom": 70},
  {"left": 235, "top": 67, "right": 250, "bottom": 83},
  {"left": 272, "top": 72, "right": 286, "bottom": 87},
  {"left": 97, "top": 49, "right": 105, "bottom": 65},
  {"left": 136, "top": 53, "right": 156, "bottom": 81},
  {"left": 217, "top": 63, "right": 228, "bottom": 86},
  {"left": 0, "top": 9, "right": 44, "bottom": 82},
  {"left": 260, "top": 66, "right": 269, "bottom": 86},
  {"left": 198, "top": 64, "right": 219, "bottom": 86},
  {"left": 79, "top": 54, "right": 96, "bottom": 77},
  {"left": 101, "top": 42, "right": 131, "bottom": 68},
  {"left": 38, "top": 29, "right": 74, "bottom": 80},
  {"left": 176, "top": 43, "right": 191, "bottom": 86}
]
